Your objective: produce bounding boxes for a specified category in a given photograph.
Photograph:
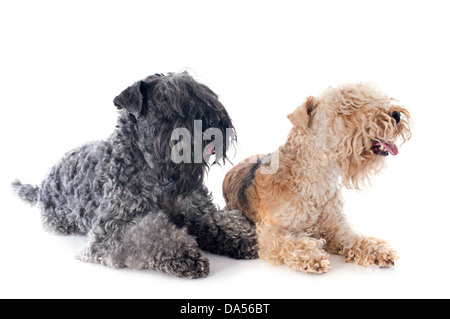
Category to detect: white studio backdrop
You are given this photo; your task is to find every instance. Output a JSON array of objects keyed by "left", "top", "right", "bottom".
[{"left": 0, "top": 0, "right": 449, "bottom": 299}]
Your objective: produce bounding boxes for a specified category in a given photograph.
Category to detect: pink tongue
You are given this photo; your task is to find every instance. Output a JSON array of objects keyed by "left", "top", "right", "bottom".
[
  {"left": 381, "top": 141, "right": 398, "bottom": 156},
  {"left": 205, "top": 144, "right": 215, "bottom": 155}
]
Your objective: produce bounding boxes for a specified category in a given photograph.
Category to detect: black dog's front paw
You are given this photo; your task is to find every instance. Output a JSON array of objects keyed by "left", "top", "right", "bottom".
[
  {"left": 205, "top": 209, "right": 259, "bottom": 260},
  {"left": 231, "top": 234, "right": 259, "bottom": 260},
  {"left": 170, "top": 248, "right": 210, "bottom": 279}
]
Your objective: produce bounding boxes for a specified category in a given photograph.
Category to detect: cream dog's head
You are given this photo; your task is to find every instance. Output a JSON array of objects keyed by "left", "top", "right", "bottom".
[{"left": 288, "top": 83, "right": 412, "bottom": 189}]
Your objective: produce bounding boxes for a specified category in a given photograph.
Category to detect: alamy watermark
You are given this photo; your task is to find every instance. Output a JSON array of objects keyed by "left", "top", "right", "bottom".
[{"left": 170, "top": 120, "right": 279, "bottom": 174}]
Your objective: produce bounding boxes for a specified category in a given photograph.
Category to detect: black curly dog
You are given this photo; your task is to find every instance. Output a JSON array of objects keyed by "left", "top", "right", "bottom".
[{"left": 13, "top": 72, "right": 258, "bottom": 278}]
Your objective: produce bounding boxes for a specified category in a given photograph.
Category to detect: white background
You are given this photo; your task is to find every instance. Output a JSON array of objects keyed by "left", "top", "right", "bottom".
[{"left": 1, "top": 0, "right": 449, "bottom": 299}]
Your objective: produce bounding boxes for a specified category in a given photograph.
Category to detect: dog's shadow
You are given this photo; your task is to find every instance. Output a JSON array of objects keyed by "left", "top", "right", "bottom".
[{"left": 205, "top": 253, "right": 256, "bottom": 277}]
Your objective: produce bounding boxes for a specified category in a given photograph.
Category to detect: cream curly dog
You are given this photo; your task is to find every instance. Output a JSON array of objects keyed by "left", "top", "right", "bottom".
[{"left": 223, "top": 83, "right": 412, "bottom": 274}]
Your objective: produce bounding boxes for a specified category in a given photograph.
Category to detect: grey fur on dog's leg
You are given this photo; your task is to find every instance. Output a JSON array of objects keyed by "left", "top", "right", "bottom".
[
  {"left": 211, "top": 209, "right": 259, "bottom": 260},
  {"left": 79, "top": 213, "right": 210, "bottom": 279},
  {"left": 187, "top": 209, "right": 259, "bottom": 260}
]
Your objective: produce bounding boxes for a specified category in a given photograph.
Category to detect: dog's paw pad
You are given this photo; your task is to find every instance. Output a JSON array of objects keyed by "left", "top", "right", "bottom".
[
  {"left": 308, "top": 259, "right": 331, "bottom": 274},
  {"left": 293, "top": 256, "right": 330, "bottom": 274},
  {"left": 350, "top": 247, "right": 399, "bottom": 268},
  {"left": 373, "top": 250, "right": 399, "bottom": 268}
]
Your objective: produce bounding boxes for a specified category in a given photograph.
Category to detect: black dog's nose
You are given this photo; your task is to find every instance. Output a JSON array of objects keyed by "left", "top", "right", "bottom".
[{"left": 391, "top": 111, "right": 401, "bottom": 125}]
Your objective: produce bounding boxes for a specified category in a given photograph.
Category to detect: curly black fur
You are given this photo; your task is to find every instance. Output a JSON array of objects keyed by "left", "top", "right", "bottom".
[{"left": 12, "top": 72, "right": 258, "bottom": 278}]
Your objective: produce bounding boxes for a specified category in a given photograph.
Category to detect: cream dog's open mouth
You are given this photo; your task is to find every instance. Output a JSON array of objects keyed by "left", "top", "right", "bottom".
[{"left": 371, "top": 140, "right": 398, "bottom": 156}]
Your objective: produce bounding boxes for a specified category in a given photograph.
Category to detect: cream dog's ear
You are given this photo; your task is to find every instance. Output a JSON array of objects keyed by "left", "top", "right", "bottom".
[{"left": 288, "top": 96, "right": 318, "bottom": 131}]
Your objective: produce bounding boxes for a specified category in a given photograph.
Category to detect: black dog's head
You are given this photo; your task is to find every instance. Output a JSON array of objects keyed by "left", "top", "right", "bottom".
[{"left": 113, "top": 72, "right": 236, "bottom": 191}]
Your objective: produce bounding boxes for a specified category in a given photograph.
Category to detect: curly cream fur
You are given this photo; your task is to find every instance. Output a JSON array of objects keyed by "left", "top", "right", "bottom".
[{"left": 223, "top": 83, "right": 412, "bottom": 274}]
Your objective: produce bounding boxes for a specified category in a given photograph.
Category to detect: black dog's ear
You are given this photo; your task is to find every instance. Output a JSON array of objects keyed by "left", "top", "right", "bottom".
[{"left": 113, "top": 81, "right": 145, "bottom": 117}]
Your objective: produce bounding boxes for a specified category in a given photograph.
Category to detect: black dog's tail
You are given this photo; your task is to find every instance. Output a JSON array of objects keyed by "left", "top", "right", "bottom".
[{"left": 12, "top": 180, "right": 39, "bottom": 206}]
